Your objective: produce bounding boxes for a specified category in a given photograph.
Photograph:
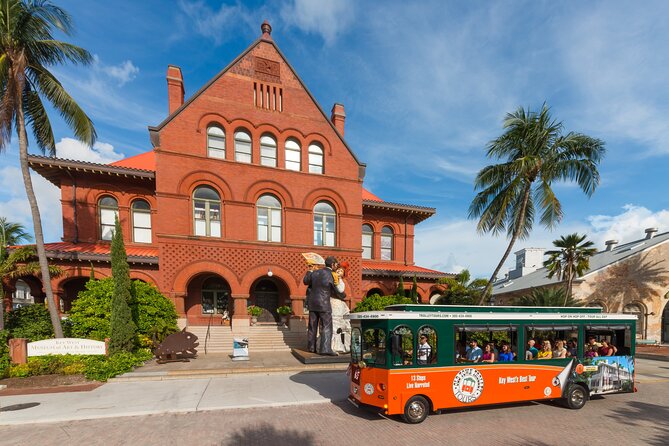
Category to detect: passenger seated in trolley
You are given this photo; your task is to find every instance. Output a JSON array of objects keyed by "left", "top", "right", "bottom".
[
  {"left": 462, "top": 339, "right": 482, "bottom": 362},
  {"left": 537, "top": 340, "right": 553, "bottom": 360},
  {"left": 525, "top": 339, "right": 539, "bottom": 360},
  {"left": 481, "top": 343, "right": 496, "bottom": 363},
  {"left": 498, "top": 343, "right": 514, "bottom": 361}
]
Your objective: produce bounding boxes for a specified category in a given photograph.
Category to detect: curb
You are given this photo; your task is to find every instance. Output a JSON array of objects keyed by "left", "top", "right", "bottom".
[{"left": 636, "top": 353, "right": 669, "bottom": 363}]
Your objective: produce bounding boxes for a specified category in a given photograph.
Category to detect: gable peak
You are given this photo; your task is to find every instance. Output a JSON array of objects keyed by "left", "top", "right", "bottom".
[{"left": 261, "top": 20, "right": 272, "bottom": 41}]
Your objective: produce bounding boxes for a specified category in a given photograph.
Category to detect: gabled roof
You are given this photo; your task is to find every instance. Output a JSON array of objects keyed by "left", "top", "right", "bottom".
[
  {"left": 147, "top": 25, "right": 365, "bottom": 171},
  {"left": 10, "top": 242, "right": 158, "bottom": 265},
  {"left": 110, "top": 151, "right": 155, "bottom": 171},
  {"left": 492, "top": 230, "right": 669, "bottom": 295},
  {"left": 28, "top": 155, "right": 155, "bottom": 187},
  {"left": 362, "top": 260, "right": 453, "bottom": 280}
]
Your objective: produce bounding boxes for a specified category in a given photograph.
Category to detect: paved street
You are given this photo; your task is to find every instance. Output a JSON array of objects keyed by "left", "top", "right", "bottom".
[{"left": 2, "top": 359, "right": 668, "bottom": 446}]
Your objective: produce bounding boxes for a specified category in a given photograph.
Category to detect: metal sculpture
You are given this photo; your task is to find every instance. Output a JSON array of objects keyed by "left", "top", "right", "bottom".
[{"left": 153, "top": 328, "right": 199, "bottom": 363}]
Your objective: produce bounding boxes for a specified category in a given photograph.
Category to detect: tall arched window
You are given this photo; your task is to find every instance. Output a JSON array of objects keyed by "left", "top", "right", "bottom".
[
  {"left": 313, "top": 201, "right": 336, "bottom": 246},
  {"left": 308, "top": 143, "right": 324, "bottom": 174},
  {"left": 285, "top": 138, "right": 301, "bottom": 171},
  {"left": 260, "top": 134, "right": 277, "bottom": 167},
  {"left": 98, "top": 195, "right": 118, "bottom": 241},
  {"left": 12, "top": 279, "right": 34, "bottom": 309},
  {"left": 623, "top": 303, "right": 645, "bottom": 339},
  {"left": 234, "top": 129, "right": 252, "bottom": 163},
  {"left": 193, "top": 186, "right": 221, "bottom": 237},
  {"left": 207, "top": 125, "right": 226, "bottom": 159},
  {"left": 131, "top": 199, "right": 152, "bottom": 243},
  {"left": 257, "top": 194, "right": 282, "bottom": 242},
  {"left": 381, "top": 226, "right": 394, "bottom": 260},
  {"left": 362, "top": 224, "right": 373, "bottom": 259}
]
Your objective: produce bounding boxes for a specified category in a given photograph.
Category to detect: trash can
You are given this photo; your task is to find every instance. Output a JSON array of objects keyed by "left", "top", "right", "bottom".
[{"left": 232, "top": 337, "right": 249, "bottom": 361}]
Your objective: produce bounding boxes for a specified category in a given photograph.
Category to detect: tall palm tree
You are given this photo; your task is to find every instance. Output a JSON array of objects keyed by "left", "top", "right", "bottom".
[
  {"left": 469, "top": 104, "right": 604, "bottom": 305},
  {"left": 435, "top": 269, "right": 488, "bottom": 305},
  {"left": 1, "top": 0, "right": 96, "bottom": 337},
  {"left": 543, "top": 233, "right": 597, "bottom": 306},
  {"left": 1, "top": 246, "right": 61, "bottom": 330}
]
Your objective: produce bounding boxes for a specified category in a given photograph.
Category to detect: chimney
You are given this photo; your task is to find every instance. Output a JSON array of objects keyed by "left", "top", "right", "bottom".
[
  {"left": 166, "top": 65, "right": 184, "bottom": 115},
  {"left": 331, "top": 103, "right": 346, "bottom": 136},
  {"left": 605, "top": 240, "right": 618, "bottom": 251},
  {"left": 645, "top": 227, "right": 658, "bottom": 239}
]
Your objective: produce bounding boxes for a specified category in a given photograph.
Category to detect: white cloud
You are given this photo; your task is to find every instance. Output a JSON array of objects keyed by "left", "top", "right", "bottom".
[
  {"left": 106, "top": 60, "right": 140, "bottom": 86},
  {"left": 280, "top": 0, "right": 355, "bottom": 45},
  {"left": 177, "top": 0, "right": 251, "bottom": 45},
  {"left": 55, "top": 138, "right": 124, "bottom": 164},
  {"left": 415, "top": 204, "right": 669, "bottom": 280}
]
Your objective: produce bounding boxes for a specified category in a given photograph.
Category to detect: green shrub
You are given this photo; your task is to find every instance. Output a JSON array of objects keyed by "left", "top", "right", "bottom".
[
  {"left": 82, "top": 349, "right": 152, "bottom": 381},
  {"left": 5, "top": 304, "right": 54, "bottom": 341},
  {"left": 352, "top": 294, "right": 413, "bottom": 313},
  {"left": 9, "top": 363, "right": 30, "bottom": 378},
  {"left": 69, "top": 278, "right": 178, "bottom": 345},
  {"left": 0, "top": 329, "right": 10, "bottom": 378}
]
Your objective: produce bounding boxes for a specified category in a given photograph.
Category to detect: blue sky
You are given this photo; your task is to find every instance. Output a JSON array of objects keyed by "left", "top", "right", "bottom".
[{"left": 2, "top": 0, "right": 669, "bottom": 278}]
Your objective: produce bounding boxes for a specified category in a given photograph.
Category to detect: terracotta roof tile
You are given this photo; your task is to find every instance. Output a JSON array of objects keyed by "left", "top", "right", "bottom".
[
  {"left": 110, "top": 151, "right": 156, "bottom": 171},
  {"left": 40, "top": 242, "right": 158, "bottom": 258},
  {"left": 362, "top": 261, "right": 453, "bottom": 278},
  {"left": 362, "top": 188, "right": 382, "bottom": 202}
]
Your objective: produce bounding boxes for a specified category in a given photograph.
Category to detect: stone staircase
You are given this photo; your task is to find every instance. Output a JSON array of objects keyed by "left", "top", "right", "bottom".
[{"left": 187, "top": 323, "right": 307, "bottom": 354}]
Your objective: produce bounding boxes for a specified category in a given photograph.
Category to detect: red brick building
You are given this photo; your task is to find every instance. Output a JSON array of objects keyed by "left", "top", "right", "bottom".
[{"left": 8, "top": 22, "right": 450, "bottom": 330}]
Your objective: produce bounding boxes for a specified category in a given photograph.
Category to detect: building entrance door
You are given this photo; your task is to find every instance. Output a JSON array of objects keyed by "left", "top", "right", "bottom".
[{"left": 253, "top": 279, "right": 279, "bottom": 322}]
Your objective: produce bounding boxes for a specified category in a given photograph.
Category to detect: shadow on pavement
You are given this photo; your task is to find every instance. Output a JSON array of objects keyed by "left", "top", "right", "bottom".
[
  {"left": 606, "top": 400, "right": 669, "bottom": 446},
  {"left": 288, "top": 370, "right": 348, "bottom": 401},
  {"left": 227, "top": 423, "right": 315, "bottom": 446},
  {"left": 0, "top": 402, "right": 40, "bottom": 412}
]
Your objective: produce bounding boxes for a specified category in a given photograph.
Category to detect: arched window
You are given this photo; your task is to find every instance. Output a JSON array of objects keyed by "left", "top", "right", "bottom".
[
  {"left": 234, "top": 129, "right": 252, "bottom": 163},
  {"left": 193, "top": 186, "right": 221, "bottom": 237},
  {"left": 131, "top": 199, "right": 152, "bottom": 243},
  {"left": 98, "top": 196, "right": 118, "bottom": 241},
  {"left": 623, "top": 303, "right": 645, "bottom": 339},
  {"left": 285, "top": 138, "right": 301, "bottom": 171},
  {"left": 362, "top": 224, "right": 373, "bottom": 259},
  {"left": 257, "top": 194, "right": 282, "bottom": 242},
  {"left": 308, "top": 143, "right": 324, "bottom": 174},
  {"left": 12, "top": 279, "right": 34, "bottom": 309},
  {"left": 201, "top": 276, "right": 230, "bottom": 315},
  {"left": 391, "top": 325, "right": 414, "bottom": 366},
  {"left": 417, "top": 326, "right": 437, "bottom": 365},
  {"left": 260, "top": 134, "right": 277, "bottom": 167},
  {"left": 207, "top": 126, "right": 226, "bottom": 159},
  {"left": 381, "top": 226, "right": 394, "bottom": 260},
  {"left": 313, "top": 201, "right": 336, "bottom": 246}
]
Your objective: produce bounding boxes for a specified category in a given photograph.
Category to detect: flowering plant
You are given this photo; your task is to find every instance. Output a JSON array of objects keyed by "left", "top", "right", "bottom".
[
  {"left": 276, "top": 305, "right": 292, "bottom": 316},
  {"left": 247, "top": 305, "right": 263, "bottom": 317}
]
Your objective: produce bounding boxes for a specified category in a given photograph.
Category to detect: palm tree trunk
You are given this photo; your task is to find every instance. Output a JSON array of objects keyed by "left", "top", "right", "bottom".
[
  {"left": 479, "top": 182, "right": 532, "bottom": 305},
  {"left": 16, "top": 92, "right": 64, "bottom": 338},
  {"left": 564, "top": 264, "right": 573, "bottom": 306},
  {"left": 0, "top": 285, "right": 5, "bottom": 331}
]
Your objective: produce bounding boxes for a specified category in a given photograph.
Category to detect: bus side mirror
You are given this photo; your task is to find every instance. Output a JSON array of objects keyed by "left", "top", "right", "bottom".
[{"left": 391, "top": 334, "right": 402, "bottom": 356}]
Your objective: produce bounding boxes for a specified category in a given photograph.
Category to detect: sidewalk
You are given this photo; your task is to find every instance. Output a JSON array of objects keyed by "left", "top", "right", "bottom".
[{"left": 635, "top": 344, "right": 669, "bottom": 363}]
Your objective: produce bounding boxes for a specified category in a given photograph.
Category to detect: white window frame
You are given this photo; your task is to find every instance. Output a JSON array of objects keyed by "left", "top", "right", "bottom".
[
  {"left": 99, "top": 196, "right": 118, "bottom": 241},
  {"left": 381, "top": 226, "right": 394, "bottom": 260},
  {"left": 313, "top": 201, "right": 336, "bottom": 246},
  {"left": 285, "top": 138, "right": 301, "bottom": 171},
  {"left": 193, "top": 186, "right": 222, "bottom": 237},
  {"left": 207, "top": 126, "right": 226, "bottom": 159},
  {"left": 256, "top": 194, "right": 282, "bottom": 242},
  {"left": 260, "top": 134, "right": 277, "bottom": 167},
  {"left": 308, "top": 143, "right": 324, "bottom": 174},
  {"left": 362, "top": 224, "right": 374, "bottom": 259},
  {"left": 131, "top": 199, "right": 152, "bottom": 243},
  {"left": 234, "top": 130, "right": 252, "bottom": 163}
]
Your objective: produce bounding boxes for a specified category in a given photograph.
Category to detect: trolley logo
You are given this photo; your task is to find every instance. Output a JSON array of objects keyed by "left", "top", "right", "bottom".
[{"left": 453, "top": 368, "right": 484, "bottom": 403}]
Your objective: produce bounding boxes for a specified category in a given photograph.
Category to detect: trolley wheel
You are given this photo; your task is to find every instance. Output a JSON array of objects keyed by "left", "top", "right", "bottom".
[
  {"left": 563, "top": 384, "right": 588, "bottom": 410},
  {"left": 402, "top": 395, "right": 430, "bottom": 424}
]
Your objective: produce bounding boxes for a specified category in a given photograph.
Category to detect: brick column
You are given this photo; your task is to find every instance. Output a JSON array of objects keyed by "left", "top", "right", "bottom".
[
  {"left": 232, "top": 294, "right": 250, "bottom": 332},
  {"left": 9, "top": 338, "right": 28, "bottom": 364}
]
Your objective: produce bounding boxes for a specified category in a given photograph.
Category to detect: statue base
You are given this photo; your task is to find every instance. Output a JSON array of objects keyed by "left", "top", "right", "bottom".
[{"left": 291, "top": 348, "right": 351, "bottom": 364}]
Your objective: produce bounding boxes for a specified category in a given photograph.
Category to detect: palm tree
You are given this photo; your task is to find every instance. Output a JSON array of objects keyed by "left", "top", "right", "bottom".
[
  {"left": 469, "top": 104, "right": 604, "bottom": 305},
  {"left": 1, "top": 217, "right": 32, "bottom": 330},
  {"left": 435, "top": 269, "right": 488, "bottom": 305},
  {"left": 1, "top": 246, "right": 61, "bottom": 330},
  {"left": 544, "top": 233, "right": 597, "bottom": 305},
  {"left": 513, "top": 287, "right": 581, "bottom": 307},
  {"left": 1, "top": 1, "right": 96, "bottom": 337}
]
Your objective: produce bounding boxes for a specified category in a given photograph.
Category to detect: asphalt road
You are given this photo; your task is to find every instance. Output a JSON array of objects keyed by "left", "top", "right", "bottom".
[{"left": 3, "top": 359, "right": 669, "bottom": 446}]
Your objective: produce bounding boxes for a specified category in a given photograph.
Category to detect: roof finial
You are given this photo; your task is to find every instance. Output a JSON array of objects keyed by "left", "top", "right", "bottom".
[{"left": 261, "top": 20, "right": 272, "bottom": 40}]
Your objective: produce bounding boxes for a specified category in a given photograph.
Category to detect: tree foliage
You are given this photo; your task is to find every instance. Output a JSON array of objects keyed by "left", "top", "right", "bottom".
[
  {"left": 109, "top": 218, "right": 136, "bottom": 354},
  {"left": 513, "top": 287, "right": 582, "bottom": 307},
  {"left": 396, "top": 276, "right": 405, "bottom": 297},
  {"left": 544, "top": 233, "right": 597, "bottom": 305},
  {"left": 410, "top": 275, "right": 418, "bottom": 303},
  {"left": 352, "top": 294, "right": 413, "bottom": 313},
  {"left": 5, "top": 303, "right": 53, "bottom": 340},
  {"left": 435, "top": 269, "right": 488, "bottom": 305},
  {"left": 469, "top": 104, "right": 605, "bottom": 304}
]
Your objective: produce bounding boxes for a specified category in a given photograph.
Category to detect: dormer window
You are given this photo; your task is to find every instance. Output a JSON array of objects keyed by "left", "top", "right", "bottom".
[
  {"left": 234, "top": 130, "right": 252, "bottom": 163},
  {"left": 207, "top": 126, "right": 226, "bottom": 159}
]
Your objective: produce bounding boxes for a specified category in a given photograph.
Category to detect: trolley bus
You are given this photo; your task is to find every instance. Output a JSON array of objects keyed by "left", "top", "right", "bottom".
[{"left": 346, "top": 305, "right": 636, "bottom": 423}]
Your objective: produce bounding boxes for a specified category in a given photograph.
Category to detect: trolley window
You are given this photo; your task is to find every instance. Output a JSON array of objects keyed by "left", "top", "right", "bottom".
[
  {"left": 391, "top": 325, "right": 414, "bottom": 366},
  {"left": 362, "top": 328, "right": 386, "bottom": 366}
]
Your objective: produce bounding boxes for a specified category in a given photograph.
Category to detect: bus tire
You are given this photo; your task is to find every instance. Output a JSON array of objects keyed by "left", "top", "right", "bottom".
[
  {"left": 564, "top": 384, "right": 588, "bottom": 410},
  {"left": 403, "top": 396, "right": 430, "bottom": 424}
]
